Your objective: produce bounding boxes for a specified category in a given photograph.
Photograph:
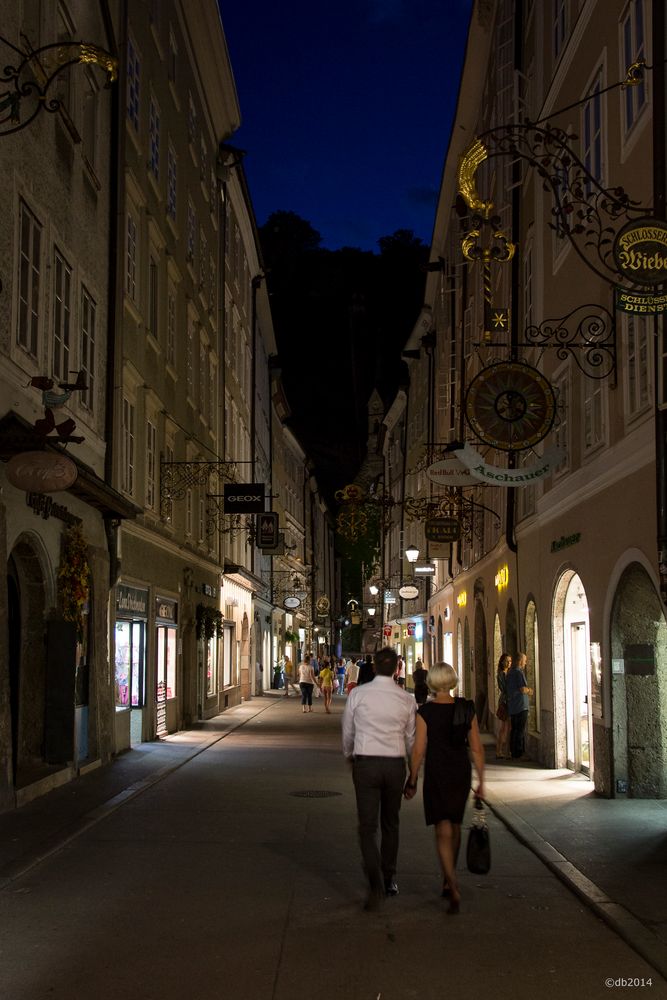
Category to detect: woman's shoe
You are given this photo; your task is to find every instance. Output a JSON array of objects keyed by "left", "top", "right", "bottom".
[
  {"left": 441, "top": 881, "right": 450, "bottom": 898},
  {"left": 446, "top": 897, "right": 460, "bottom": 915}
]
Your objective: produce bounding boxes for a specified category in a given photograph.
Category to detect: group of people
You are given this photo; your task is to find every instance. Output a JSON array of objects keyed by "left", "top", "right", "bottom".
[
  {"left": 342, "top": 647, "right": 484, "bottom": 915},
  {"left": 495, "top": 651, "right": 533, "bottom": 760}
]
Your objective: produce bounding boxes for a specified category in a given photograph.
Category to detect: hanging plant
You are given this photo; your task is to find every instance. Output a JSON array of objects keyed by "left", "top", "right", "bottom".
[
  {"left": 58, "top": 522, "right": 90, "bottom": 637},
  {"left": 196, "top": 603, "right": 223, "bottom": 641},
  {"left": 284, "top": 629, "right": 299, "bottom": 643}
]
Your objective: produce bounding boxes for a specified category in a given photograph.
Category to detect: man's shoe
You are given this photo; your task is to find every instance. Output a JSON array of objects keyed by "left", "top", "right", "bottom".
[
  {"left": 363, "top": 890, "right": 384, "bottom": 912},
  {"left": 384, "top": 880, "right": 399, "bottom": 897}
]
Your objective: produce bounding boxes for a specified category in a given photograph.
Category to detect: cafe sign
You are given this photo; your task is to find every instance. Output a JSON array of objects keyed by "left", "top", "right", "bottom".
[
  {"left": 7, "top": 451, "right": 78, "bottom": 493},
  {"left": 613, "top": 217, "right": 667, "bottom": 287}
]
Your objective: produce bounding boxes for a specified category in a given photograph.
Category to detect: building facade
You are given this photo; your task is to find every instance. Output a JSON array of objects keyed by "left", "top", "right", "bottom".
[{"left": 401, "top": 0, "right": 665, "bottom": 797}]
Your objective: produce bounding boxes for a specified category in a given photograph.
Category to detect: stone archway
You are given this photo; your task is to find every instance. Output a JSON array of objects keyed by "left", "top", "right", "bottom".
[
  {"left": 553, "top": 569, "right": 592, "bottom": 775},
  {"left": 6, "top": 535, "right": 51, "bottom": 786},
  {"left": 610, "top": 563, "right": 667, "bottom": 798}
]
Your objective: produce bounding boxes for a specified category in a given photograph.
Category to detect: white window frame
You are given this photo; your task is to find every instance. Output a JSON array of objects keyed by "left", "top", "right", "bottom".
[
  {"left": 122, "top": 395, "right": 136, "bottom": 496},
  {"left": 127, "top": 34, "right": 141, "bottom": 133},
  {"left": 80, "top": 285, "right": 96, "bottom": 411},
  {"left": 146, "top": 418, "right": 157, "bottom": 510},
  {"left": 621, "top": 0, "right": 648, "bottom": 136},
  {"left": 148, "top": 250, "right": 159, "bottom": 339},
  {"left": 17, "top": 198, "right": 42, "bottom": 358},
  {"left": 126, "top": 205, "right": 139, "bottom": 302},
  {"left": 149, "top": 94, "right": 160, "bottom": 181},
  {"left": 167, "top": 144, "right": 177, "bottom": 221},
  {"left": 553, "top": 0, "right": 568, "bottom": 60},
  {"left": 583, "top": 377, "right": 607, "bottom": 455},
  {"left": 582, "top": 67, "right": 605, "bottom": 192},
  {"left": 53, "top": 247, "right": 72, "bottom": 381},
  {"left": 553, "top": 364, "right": 571, "bottom": 477},
  {"left": 166, "top": 281, "right": 176, "bottom": 367},
  {"left": 623, "top": 312, "right": 651, "bottom": 420}
]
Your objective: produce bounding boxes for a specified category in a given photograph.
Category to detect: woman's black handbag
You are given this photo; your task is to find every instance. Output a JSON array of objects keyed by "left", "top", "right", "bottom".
[{"left": 466, "top": 799, "right": 491, "bottom": 874}]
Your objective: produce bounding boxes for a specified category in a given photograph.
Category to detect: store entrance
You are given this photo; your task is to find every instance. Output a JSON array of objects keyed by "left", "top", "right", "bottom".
[
  {"left": 114, "top": 619, "right": 146, "bottom": 744},
  {"left": 555, "top": 571, "right": 592, "bottom": 776}
]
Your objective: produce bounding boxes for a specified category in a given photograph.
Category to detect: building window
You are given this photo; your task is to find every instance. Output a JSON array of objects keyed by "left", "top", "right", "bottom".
[
  {"left": 186, "top": 316, "right": 195, "bottom": 397},
  {"left": 126, "top": 209, "right": 138, "bottom": 301},
  {"left": 167, "top": 144, "right": 177, "bottom": 220},
  {"left": 148, "top": 252, "right": 159, "bottom": 338},
  {"left": 582, "top": 70, "right": 604, "bottom": 191},
  {"left": 80, "top": 287, "right": 96, "bottom": 411},
  {"left": 622, "top": 0, "right": 647, "bottom": 134},
  {"left": 55, "top": 2, "right": 74, "bottom": 114},
  {"left": 209, "top": 360, "right": 216, "bottom": 428},
  {"left": 187, "top": 199, "right": 196, "bottom": 262},
  {"left": 168, "top": 29, "right": 177, "bottom": 84},
  {"left": 149, "top": 96, "right": 160, "bottom": 180},
  {"left": 187, "top": 92, "right": 197, "bottom": 146},
  {"left": 82, "top": 70, "right": 98, "bottom": 170},
  {"left": 146, "top": 419, "right": 157, "bottom": 509},
  {"left": 53, "top": 248, "right": 72, "bottom": 381},
  {"left": 166, "top": 283, "right": 176, "bottom": 367},
  {"left": 17, "top": 199, "right": 42, "bottom": 356},
  {"left": 199, "top": 229, "right": 207, "bottom": 292},
  {"left": 210, "top": 167, "right": 217, "bottom": 213},
  {"left": 185, "top": 487, "right": 193, "bottom": 536},
  {"left": 583, "top": 379, "right": 605, "bottom": 453},
  {"left": 553, "top": 367, "right": 570, "bottom": 475},
  {"left": 163, "top": 440, "right": 174, "bottom": 523},
  {"left": 624, "top": 313, "right": 650, "bottom": 416},
  {"left": 198, "top": 494, "right": 205, "bottom": 543},
  {"left": 122, "top": 396, "right": 135, "bottom": 495},
  {"left": 127, "top": 36, "right": 141, "bottom": 132},
  {"left": 199, "top": 342, "right": 208, "bottom": 421},
  {"left": 553, "top": 0, "right": 568, "bottom": 60},
  {"left": 209, "top": 254, "right": 216, "bottom": 315},
  {"left": 200, "top": 134, "right": 208, "bottom": 184}
]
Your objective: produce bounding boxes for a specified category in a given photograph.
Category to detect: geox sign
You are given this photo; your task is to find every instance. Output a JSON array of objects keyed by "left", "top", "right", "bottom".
[{"left": 223, "top": 483, "right": 265, "bottom": 513}]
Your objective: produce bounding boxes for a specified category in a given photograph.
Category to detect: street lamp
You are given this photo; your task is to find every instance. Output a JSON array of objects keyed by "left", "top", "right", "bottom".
[
  {"left": 367, "top": 606, "right": 376, "bottom": 616},
  {"left": 369, "top": 583, "right": 379, "bottom": 596},
  {"left": 405, "top": 544, "right": 420, "bottom": 564}
]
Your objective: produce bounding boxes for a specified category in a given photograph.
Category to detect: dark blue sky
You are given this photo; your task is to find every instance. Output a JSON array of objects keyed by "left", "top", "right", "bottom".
[{"left": 219, "top": 0, "right": 473, "bottom": 251}]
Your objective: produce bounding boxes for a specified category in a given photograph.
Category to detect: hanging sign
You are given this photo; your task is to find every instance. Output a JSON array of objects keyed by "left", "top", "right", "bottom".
[
  {"left": 383, "top": 625, "right": 392, "bottom": 637},
  {"left": 223, "top": 483, "right": 265, "bottom": 513},
  {"left": 426, "top": 457, "right": 475, "bottom": 487},
  {"left": 425, "top": 517, "right": 460, "bottom": 542},
  {"left": 7, "top": 451, "right": 78, "bottom": 493},
  {"left": 407, "top": 622, "right": 417, "bottom": 637},
  {"left": 257, "top": 511, "right": 279, "bottom": 548},
  {"left": 283, "top": 596, "right": 301, "bottom": 610},
  {"left": 615, "top": 287, "right": 667, "bottom": 314},
  {"left": 398, "top": 584, "right": 419, "bottom": 600},
  {"left": 613, "top": 217, "right": 667, "bottom": 286},
  {"left": 455, "top": 443, "right": 563, "bottom": 486},
  {"left": 261, "top": 530, "right": 285, "bottom": 556}
]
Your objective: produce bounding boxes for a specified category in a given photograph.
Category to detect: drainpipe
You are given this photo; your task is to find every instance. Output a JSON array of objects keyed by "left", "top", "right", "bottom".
[
  {"left": 250, "top": 274, "right": 262, "bottom": 577},
  {"left": 653, "top": 0, "right": 667, "bottom": 604},
  {"left": 101, "top": 0, "right": 123, "bottom": 588}
]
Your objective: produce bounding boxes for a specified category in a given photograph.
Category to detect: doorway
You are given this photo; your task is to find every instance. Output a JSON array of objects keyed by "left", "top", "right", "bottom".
[{"left": 554, "top": 571, "right": 592, "bottom": 776}]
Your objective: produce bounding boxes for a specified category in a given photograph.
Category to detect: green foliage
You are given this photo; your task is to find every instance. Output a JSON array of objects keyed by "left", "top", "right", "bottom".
[{"left": 196, "top": 604, "right": 223, "bottom": 641}]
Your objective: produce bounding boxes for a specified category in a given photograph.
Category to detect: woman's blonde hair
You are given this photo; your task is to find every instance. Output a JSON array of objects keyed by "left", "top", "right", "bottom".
[{"left": 427, "top": 661, "right": 458, "bottom": 693}]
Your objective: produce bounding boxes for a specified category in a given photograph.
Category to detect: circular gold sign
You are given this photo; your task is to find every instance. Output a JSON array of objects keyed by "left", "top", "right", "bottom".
[
  {"left": 613, "top": 217, "right": 667, "bottom": 287},
  {"left": 465, "top": 362, "right": 556, "bottom": 451}
]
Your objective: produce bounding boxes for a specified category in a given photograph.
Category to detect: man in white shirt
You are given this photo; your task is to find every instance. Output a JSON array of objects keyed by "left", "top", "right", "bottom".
[{"left": 342, "top": 647, "right": 417, "bottom": 910}]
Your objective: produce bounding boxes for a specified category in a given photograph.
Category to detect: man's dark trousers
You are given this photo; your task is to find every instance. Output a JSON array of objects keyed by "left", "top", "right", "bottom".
[
  {"left": 510, "top": 709, "right": 529, "bottom": 758},
  {"left": 352, "top": 755, "right": 406, "bottom": 895}
]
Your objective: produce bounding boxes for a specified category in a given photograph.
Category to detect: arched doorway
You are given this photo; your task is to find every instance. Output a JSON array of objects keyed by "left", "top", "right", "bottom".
[
  {"left": 456, "top": 620, "right": 463, "bottom": 693},
  {"left": 610, "top": 563, "right": 667, "bottom": 797},
  {"left": 474, "top": 593, "right": 488, "bottom": 729},
  {"left": 553, "top": 570, "right": 592, "bottom": 775},
  {"left": 6, "top": 536, "right": 51, "bottom": 786}
]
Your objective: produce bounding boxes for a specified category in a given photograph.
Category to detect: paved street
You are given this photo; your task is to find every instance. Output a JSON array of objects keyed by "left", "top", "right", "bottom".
[{"left": 0, "top": 693, "right": 665, "bottom": 1000}]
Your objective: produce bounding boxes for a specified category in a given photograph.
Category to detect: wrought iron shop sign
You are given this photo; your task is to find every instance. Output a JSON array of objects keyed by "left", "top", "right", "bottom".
[
  {"left": 613, "top": 218, "right": 667, "bottom": 286},
  {"left": 223, "top": 483, "right": 265, "bottom": 513},
  {"left": 425, "top": 517, "right": 460, "bottom": 543},
  {"left": 398, "top": 585, "right": 419, "bottom": 600},
  {"left": 615, "top": 287, "right": 667, "bottom": 315},
  {"left": 257, "top": 512, "right": 279, "bottom": 548}
]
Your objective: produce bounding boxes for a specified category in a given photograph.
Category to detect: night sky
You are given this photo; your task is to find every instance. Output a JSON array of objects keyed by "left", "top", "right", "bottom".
[{"left": 218, "top": 0, "right": 473, "bottom": 251}]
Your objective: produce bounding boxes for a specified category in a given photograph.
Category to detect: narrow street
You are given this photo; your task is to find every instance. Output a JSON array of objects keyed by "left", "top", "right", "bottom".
[{"left": 0, "top": 694, "right": 664, "bottom": 1000}]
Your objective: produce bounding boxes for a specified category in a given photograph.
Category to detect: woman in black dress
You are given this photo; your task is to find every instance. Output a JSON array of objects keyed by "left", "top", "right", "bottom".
[{"left": 404, "top": 662, "right": 484, "bottom": 914}]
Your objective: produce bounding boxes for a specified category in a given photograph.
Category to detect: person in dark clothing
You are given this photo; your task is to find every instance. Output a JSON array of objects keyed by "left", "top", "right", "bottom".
[
  {"left": 357, "top": 656, "right": 375, "bottom": 685},
  {"left": 506, "top": 651, "right": 533, "bottom": 759},
  {"left": 412, "top": 659, "right": 429, "bottom": 705}
]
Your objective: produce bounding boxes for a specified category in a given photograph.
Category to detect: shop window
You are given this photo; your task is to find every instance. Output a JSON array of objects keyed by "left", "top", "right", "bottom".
[
  {"left": 115, "top": 619, "right": 145, "bottom": 709},
  {"left": 206, "top": 636, "right": 218, "bottom": 696}
]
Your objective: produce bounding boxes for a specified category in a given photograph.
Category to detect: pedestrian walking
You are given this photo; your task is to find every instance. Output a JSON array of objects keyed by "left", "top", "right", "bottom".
[
  {"left": 495, "top": 652, "right": 511, "bottom": 758},
  {"left": 342, "top": 647, "right": 417, "bottom": 911},
  {"left": 336, "top": 657, "right": 346, "bottom": 694},
  {"left": 506, "top": 651, "right": 533, "bottom": 759},
  {"left": 394, "top": 655, "right": 406, "bottom": 687},
  {"left": 357, "top": 655, "right": 375, "bottom": 686},
  {"left": 412, "top": 658, "right": 428, "bottom": 706},
  {"left": 344, "top": 656, "right": 360, "bottom": 693},
  {"left": 297, "top": 654, "right": 318, "bottom": 713},
  {"left": 404, "top": 661, "right": 484, "bottom": 915},
  {"left": 318, "top": 659, "right": 335, "bottom": 713},
  {"left": 283, "top": 655, "right": 295, "bottom": 697}
]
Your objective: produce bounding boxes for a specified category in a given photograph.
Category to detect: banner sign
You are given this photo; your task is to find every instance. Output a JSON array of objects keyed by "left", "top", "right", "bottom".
[
  {"left": 407, "top": 622, "right": 417, "bottom": 637},
  {"left": 455, "top": 444, "right": 563, "bottom": 486},
  {"left": 257, "top": 512, "right": 279, "bottom": 548},
  {"left": 426, "top": 457, "right": 475, "bottom": 487},
  {"left": 223, "top": 483, "right": 265, "bottom": 513},
  {"left": 383, "top": 625, "right": 392, "bottom": 637}
]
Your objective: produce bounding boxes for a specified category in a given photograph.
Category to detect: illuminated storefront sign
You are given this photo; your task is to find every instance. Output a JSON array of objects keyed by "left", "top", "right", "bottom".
[
  {"left": 495, "top": 565, "right": 509, "bottom": 591},
  {"left": 456, "top": 592, "right": 467, "bottom": 608}
]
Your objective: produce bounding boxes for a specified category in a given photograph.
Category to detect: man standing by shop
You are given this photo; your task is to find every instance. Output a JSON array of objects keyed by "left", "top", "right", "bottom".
[
  {"left": 342, "top": 646, "right": 417, "bottom": 910},
  {"left": 506, "top": 651, "right": 533, "bottom": 759}
]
